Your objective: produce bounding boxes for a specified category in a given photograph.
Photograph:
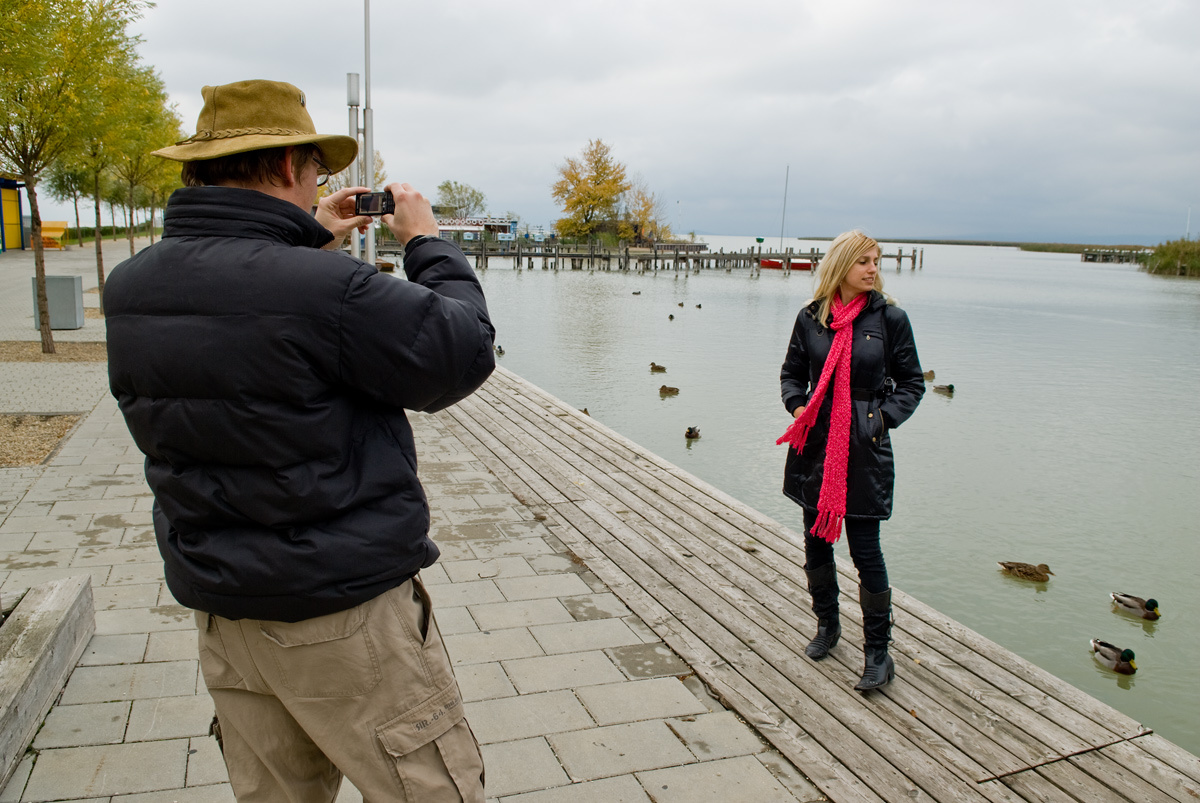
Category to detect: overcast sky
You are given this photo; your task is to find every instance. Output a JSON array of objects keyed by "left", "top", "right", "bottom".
[{"left": 40, "top": 0, "right": 1200, "bottom": 244}]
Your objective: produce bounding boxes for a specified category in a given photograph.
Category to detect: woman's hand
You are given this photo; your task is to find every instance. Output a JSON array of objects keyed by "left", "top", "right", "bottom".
[{"left": 793, "top": 405, "right": 806, "bottom": 419}]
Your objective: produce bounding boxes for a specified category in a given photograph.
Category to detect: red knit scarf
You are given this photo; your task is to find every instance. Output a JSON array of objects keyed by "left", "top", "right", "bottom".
[{"left": 776, "top": 292, "right": 869, "bottom": 543}]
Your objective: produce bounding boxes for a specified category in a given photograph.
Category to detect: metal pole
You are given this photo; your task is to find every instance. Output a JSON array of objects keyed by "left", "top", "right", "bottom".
[
  {"left": 347, "top": 73, "right": 361, "bottom": 259},
  {"left": 363, "top": 0, "right": 375, "bottom": 266},
  {"left": 779, "top": 164, "right": 789, "bottom": 251}
]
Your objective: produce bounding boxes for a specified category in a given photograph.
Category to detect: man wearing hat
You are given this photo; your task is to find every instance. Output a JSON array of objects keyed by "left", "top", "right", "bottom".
[{"left": 105, "top": 80, "right": 492, "bottom": 800}]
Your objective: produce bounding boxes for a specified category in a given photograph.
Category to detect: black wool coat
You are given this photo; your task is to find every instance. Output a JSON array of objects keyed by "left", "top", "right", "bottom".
[
  {"left": 780, "top": 290, "right": 925, "bottom": 519},
  {"left": 105, "top": 187, "right": 495, "bottom": 622}
]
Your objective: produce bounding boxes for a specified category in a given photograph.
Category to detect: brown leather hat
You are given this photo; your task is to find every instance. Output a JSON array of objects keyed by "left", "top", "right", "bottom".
[{"left": 153, "top": 79, "right": 358, "bottom": 173}]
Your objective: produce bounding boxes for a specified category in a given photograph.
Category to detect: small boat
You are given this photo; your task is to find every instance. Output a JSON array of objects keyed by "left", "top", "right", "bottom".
[{"left": 760, "top": 258, "right": 813, "bottom": 271}]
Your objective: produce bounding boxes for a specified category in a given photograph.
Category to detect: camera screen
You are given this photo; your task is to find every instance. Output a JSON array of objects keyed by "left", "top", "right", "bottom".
[{"left": 359, "top": 193, "right": 384, "bottom": 214}]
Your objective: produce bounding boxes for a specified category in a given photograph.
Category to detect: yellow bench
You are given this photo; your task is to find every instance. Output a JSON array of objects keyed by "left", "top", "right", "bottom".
[{"left": 40, "top": 221, "right": 68, "bottom": 250}]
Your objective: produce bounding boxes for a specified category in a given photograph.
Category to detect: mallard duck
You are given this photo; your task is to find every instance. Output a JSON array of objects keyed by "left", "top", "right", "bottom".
[
  {"left": 650, "top": 362, "right": 667, "bottom": 373},
  {"left": 659, "top": 385, "right": 679, "bottom": 396},
  {"left": 677, "top": 302, "right": 684, "bottom": 307},
  {"left": 1090, "top": 639, "right": 1137, "bottom": 675},
  {"left": 998, "top": 562, "right": 1054, "bottom": 582},
  {"left": 1111, "top": 593, "right": 1161, "bottom": 621},
  {"left": 495, "top": 345, "right": 504, "bottom": 356},
  {"left": 669, "top": 314, "right": 674, "bottom": 320},
  {"left": 685, "top": 426, "right": 700, "bottom": 439},
  {"left": 922, "top": 369, "right": 935, "bottom": 380},
  {"left": 933, "top": 384, "right": 954, "bottom": 396},
  {"left": 696, "top": 303, "right": 702, "bottom": 309}
]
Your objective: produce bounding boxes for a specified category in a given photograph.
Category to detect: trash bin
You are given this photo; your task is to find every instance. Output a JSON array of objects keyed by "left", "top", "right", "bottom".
[{"left": 32, "top": 275, "right": 85, "bottom": 330}]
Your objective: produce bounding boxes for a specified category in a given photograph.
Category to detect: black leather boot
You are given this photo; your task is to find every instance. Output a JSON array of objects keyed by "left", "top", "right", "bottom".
[
  {"left": 854, "top": 587, "right": 894, "bottom": 691},
  {"left": 803, "top": 563, "right": 840, "bottom": 660}
]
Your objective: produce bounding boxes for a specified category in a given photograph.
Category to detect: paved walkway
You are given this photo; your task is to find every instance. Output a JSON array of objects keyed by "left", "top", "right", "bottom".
[{"left": 0, "top": 242, "right": 821, "bottom": 801}]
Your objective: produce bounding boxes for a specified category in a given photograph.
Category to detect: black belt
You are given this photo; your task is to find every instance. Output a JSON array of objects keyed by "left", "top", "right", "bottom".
[{"left": 850, "top": 388, "right": 884, "bottom": 401}]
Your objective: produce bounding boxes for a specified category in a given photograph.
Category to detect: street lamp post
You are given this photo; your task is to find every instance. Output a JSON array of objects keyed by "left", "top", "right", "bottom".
[
  {"left": 362, "top": 0, "right": 375, "bottom": 266},
  {"left": 347, "top": 73, "right": 361, "bottom": 259}
]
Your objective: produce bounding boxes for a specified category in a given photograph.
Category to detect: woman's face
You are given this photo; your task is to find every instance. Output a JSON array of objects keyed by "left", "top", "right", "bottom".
[{"left": 840, "top": 247, "right": 880, "bottom": 299}]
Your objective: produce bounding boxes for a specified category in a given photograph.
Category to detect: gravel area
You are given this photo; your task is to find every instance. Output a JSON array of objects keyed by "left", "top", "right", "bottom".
[{"left": 0, "top": 413, "right": 81, "bottom": 466}]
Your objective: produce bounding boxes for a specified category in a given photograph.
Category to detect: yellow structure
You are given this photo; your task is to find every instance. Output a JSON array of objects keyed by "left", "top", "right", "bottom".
[
  {"left": 40, "top": 220, "right": 68, "bottom": 250},
  {"left": 1, "top": 176, "right": 24, "bottom": 252}
]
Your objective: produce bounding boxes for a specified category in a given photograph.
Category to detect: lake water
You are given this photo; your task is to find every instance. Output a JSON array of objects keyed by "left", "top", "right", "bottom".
[{"left": 473, "top": 236, "right": 1200, "bottom": 754}]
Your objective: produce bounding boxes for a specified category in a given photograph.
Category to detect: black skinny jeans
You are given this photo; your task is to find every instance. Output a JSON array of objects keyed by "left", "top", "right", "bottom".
[{"left": 803, "top": 508, "right": 889, "bottom": 594}]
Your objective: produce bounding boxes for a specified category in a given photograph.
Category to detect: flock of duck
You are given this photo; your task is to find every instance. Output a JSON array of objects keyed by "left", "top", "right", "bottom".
[{"left": 996, "top": 562, "right": 1160, "bottom": 676}]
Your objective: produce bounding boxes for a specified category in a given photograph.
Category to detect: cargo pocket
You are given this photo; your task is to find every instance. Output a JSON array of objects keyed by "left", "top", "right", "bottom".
[
  {"left": 260, "top": 604, "right": 382, "bottom": 698},
  {"left": 195, "top": 612, "right": 246, "bottom": 690},
  {"left": 377, "top": 682, "right": 485, "bottom": 802}
]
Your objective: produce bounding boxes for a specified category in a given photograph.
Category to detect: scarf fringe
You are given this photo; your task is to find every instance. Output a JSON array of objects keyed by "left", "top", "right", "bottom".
[{"left": 811, "top": 509, "right": 845, "bottom": 544}]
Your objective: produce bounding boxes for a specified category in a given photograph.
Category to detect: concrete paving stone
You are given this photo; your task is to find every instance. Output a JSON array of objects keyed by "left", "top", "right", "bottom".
[
  {"left": 27, "top": 528, "right": 123, "bottom": 550},
  {"left": 90, "top": 511, "right": 154, "bottom": 529},
  {"left": 185, "top": 734, "right": 232, "bottom": 787},
  {"left": 157, "top": 583, "right": 180, "bottom": 606},
  {"left": 549, "top": 720, "right": 695, "bottom": 781},
  {"left": 432, "top": 605, "right": 478, "bottom": 636},
  {"left": 465, "top": 690, "right": 595, "bottom": 744},
  {"left": 503, "top": 651, "right": 626, "bottom": 695},
  {"left": 498, "top": 775, "right": 652, "bottom": 803},
  {"left": 444, "top": 556, "right": 535, "bottom": 584},
  {"left": 576, "top": 678, "right": 709, "bottom": 726},
  {"left": 121, "top": 526, "right": 157, "bottom": 546},
  {"left": 126, "top": 695, "right": 214, "bottom": 742},
  {"left": 114, "top": 784, "right": 235, "bottom": 803},
  {"left": 32, "top": 701, "right": 130, "bottom": 748},
  {"left": 0, "top": 753, "right": 34, "bottom": 803},
  {"left": 431, "top": 540, "right": 474, "bottom": 561},
  {"left": 0, "top": 566, "right": 106, "bottom": 598},
  {"left": 430, "top": 494, "right": 481, "bottom": 511},
  {"left": 420, "top": 563, "right": 450, "bottom": 585},
  {"left": 61, "top": 660, "right": 199, "bottom": 705},
  {"left": 469, "top": 598, "right": 574, "bottom": 632},
  {"left": 444, "top": 627, "right": 544, "bottom": 666},
  {"left": 106, "top": 561, "right": 168, "bottom": 586},
  {"left": 456, "top": 662, "right": 516, "bottom": 703},
  {"left": 530, "top": 618, "right": 642, "bottom": 655},
  {"left": 470, "top": 493, "right": 521, "bottom": 508},
  {"left": 21, "top": 739, "right": 189, "bottom": 800},
  {"left": 622, "top": 615, "right": 660, "bottom": 644},
  {"left": 561, "top": 592, "right": 633, "bottom": 622},
  {"left": 606, "top": 642, "right": 692, "bottom": 679},
  {"left": 80, "top": 633, "right": 149, "bottom": 665},
  {"left": 444, "top": 506, "right": 524, "bottom": 525},
  {"left": 72, "top": 544, "right": 161, "bottom": 567},
  {"left": 0, "top": 548, "right": 74, "bottom": 570},
  {"left": 94, "top": 603, "right": 193, "bottom": 635},
  {"left": 635, "top": 755, "right": 802, "bottom": 802},
  {"left": 50, "top": 498, "right": 136, "bottom": 516},
  {"left": 0, "top": 513, "right": 90, "bottom": 535},
  {"left": 429, "top": 522, "right": 507, "bottom": 542},
  {"left": 495, "top": 573, "right": 593, "bottom": 602},
  {"left": 146, "top": 629, "right": 199, "bottom": 663},
  {"left": 526, "top": 553, "right": 587, "bottom": 575},
  {"left": 468, "top": 537, "right": 556, "bottom": 560},
  {"left": 0, "top": 532, "right": 32, "bottom": 551},
  {"left": 426, "top": 578, "right": 505, "bottom": 608},
  {"left": 94, "top": 582, "right": 159, "bottom": 610},
  {"left": 666, "top": 711, "right": 769, "bottom": 761},
  {"left": 478, "top": 737, "right": 569, "bottom": 797}
]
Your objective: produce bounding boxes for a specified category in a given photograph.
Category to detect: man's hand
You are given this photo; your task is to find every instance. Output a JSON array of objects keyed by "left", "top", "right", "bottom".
[
  {"left": 381, "top": 182, "right": 440, "bottom": 246},
  {"left": 315, "top": 186, "right": 373, "bottom": 250}
]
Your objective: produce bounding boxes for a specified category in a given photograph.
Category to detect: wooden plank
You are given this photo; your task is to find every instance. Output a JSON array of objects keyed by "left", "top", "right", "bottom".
[
  {"left": 1125, "top": 733, "right": 1200, "bottom": 786},
  {"left": 0, "top": 575, "right": 95, "bottom": 791},
  {"left": 1035, "top": 759, "right": 1139, "bottom": 802},
  {"left": 1067, "top": 751, "right": 1181, "bottom": 803},
  {"left": 998, "top": 769, "right": 1092, "bottom": 803},
  {"left": 1097, "top": 739, "right": 1200, "bottom": 801}
]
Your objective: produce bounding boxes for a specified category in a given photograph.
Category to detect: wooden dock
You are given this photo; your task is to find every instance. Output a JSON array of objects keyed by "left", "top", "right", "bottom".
[
  {"left": 439, "top": 366, "right": 1200, "bottom": 802},
  {"left": 377, "top": 241, "right": 925, "bottom": 272}
]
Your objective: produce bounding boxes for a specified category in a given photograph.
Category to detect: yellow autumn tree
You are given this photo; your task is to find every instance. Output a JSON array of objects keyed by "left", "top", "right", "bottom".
[
  {"left": 619, "top": 177, "right": 673, "bottom": 245},
  {"left": 551, "top": 139, "right": 629, "bottom": 239}
]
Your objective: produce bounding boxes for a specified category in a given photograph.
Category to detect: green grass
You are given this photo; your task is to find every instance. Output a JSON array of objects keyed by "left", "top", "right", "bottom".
[{"left": 1143, "top": 239, "right": 1200, "bottom": 277}]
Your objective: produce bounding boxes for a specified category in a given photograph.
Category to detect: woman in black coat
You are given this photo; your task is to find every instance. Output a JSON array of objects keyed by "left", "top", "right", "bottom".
[{"left": 778, "top": 229, "right": 925, "bottom": 691}]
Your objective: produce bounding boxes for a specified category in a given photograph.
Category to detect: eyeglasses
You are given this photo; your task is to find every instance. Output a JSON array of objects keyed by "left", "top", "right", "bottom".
[{"left": 314, "top": 156, "right": 332, "bottom": 187}]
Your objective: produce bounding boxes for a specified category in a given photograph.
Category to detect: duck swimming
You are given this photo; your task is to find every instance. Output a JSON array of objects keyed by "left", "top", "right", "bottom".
[
  {"left": 998, "top": 562, "right": 1054, "bottom": 582},
  {"left": 685, "top": 426, "right": 700, "bottom": 439},
  {"left": 1111, "top": 593, "right": 1161, "bottom": 621},
  {"left": 922, "top": 369, "right": 935, "bottom": 380},
  {"left": 659, "top": 385, "right": 679, "bottom": 396},
  {"left": 1090, "top": 639, "right": 1137, "bottom": 674},
  {"left": 495, "top": 345, "right": 505, "bottom": 356},
  {"left": 933, "top": 384, "right": 954, "bottom": 396},
  {"left": 650, "top": 362, "right": 667, "bottom": 373}
]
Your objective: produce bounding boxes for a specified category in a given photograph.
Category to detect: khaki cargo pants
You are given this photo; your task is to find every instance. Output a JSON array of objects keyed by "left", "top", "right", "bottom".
[{"left": 196, "top": 576, "right": 485, "bottom": 802}]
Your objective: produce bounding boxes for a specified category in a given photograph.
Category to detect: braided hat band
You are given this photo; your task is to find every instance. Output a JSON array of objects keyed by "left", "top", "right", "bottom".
[{"left": 153, "top": 80, "right": 357, "bottom": 173}]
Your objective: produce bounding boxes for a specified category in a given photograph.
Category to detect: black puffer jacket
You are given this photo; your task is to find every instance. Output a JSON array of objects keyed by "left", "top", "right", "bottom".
[
  {"left": 105, "top": 187, "right": 495, "bottom": 622},
  {"left": 780, "top": 291, "right": 924, "bottom": 519}
]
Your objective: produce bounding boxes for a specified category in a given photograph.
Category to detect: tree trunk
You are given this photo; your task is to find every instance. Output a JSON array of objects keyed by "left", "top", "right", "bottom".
[
  {"left": 25, "top": 177, "right": 57, "bottom": 354},
  {"left": 127, "top": 183, "right": 135, "bottom": 257},
  {"left": 72, "top": 194, "right": 83, "bottom": 248},
  {"left": 93, "top": 173, "right": 105, "bottom": 315}
]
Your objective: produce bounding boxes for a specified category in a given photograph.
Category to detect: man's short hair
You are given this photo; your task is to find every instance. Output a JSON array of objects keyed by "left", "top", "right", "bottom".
[{"left": 181, "top": 144, "right": 320, "bottom": 188}]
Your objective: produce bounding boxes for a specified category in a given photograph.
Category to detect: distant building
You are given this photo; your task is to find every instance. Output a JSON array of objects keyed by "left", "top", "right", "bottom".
[{"left": 435, "top": 216, "right": 517, "bottom": 239}]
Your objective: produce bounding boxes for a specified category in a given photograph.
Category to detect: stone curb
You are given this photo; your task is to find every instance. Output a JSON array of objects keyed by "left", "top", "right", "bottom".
[{"left": 0, "top": 576, "right": 95, "bottom": 790}]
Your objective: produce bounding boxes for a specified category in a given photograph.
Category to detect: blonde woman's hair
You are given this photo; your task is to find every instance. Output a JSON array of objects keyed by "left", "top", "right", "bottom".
[{"left": 812, "top": 229, "right": 885, "bottom": 325}]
